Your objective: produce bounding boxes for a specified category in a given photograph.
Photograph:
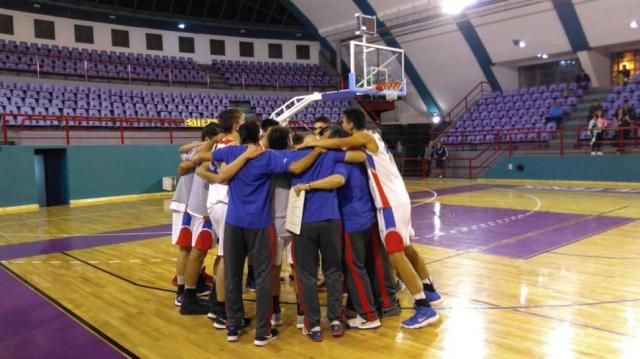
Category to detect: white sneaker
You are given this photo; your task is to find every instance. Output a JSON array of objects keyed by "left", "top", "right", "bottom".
[
  {"left": 296, "top": 315, "right": 304, "bottom": 329},
  {"left": 347, "top": 315, "right": 381, "bottom": 330},
  {"left": 271, "top": 313, "right": 283, "bottom": 326}
]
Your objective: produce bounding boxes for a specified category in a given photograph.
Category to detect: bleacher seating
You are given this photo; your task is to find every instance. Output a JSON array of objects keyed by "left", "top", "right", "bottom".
[
  {"left": 0, "top": 80, "right": 349, "bottom": 128},
  {"left": 441, "top": 82, "right": 584, "bottom": 145},
  {"left": 212, "top": 60, "right": 337, "bottom": 88},
  {"left": 0, "top": 40, "right": 208, "bottom": 85}
]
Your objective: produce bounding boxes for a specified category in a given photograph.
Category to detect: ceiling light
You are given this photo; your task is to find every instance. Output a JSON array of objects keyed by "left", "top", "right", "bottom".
[
  {"left": 178, "top": 23, "right": 186, "bottom": 29},
  {"left": 33, "top": 3, "right": 41, "bottom": 8},
  {"left": 240, "top": 29, "right": 246, "bottom": 33},
  {"left": 432, "top": 114, "right": 441, "bottom": 124},
  {"left": 442, "top": 0, "right": 477, "bottom": 15},
  {"left": 519, "top": 40, "right": 526, "bottom": 48},
  {"left": 631, "top": 19, "right": 639, "bottom": 29},
  {"left": 542, "top": 53, "right": 549, "bottom": 59},
  {"left": 109, "top": 15, "right": 116, "bottom": 20}
]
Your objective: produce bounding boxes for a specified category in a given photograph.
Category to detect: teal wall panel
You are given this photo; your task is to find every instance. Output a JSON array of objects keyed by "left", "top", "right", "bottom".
[
  {"left": 0, "top": 146, "right": 37, "bottom": 207},
  {"left": 483, "top": 155, "right": 640, "bottom": 182}
]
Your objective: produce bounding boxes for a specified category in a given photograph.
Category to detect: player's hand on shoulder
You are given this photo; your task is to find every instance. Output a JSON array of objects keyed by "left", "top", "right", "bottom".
[{"left": 242, "top": 144, "right": 264, "bottom": 159}]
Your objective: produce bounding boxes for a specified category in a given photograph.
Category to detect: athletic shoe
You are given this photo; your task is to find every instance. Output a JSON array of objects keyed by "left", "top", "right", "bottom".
[
  {"left": 302, "top": 326, "right": 323, "bottom": 342},
  {"left": 207, "top": 310, "right": 217, "bottom": 320},
  {"left": 174, "top": 293, "right": 184, "bottom": 307},
  {"left": 214, "top": 315, "right": 252, "bottom": 330},
  {"left": 254, "top": 328, "right": 279, "bottom": 347},
  {"left": 227, "top": 326, "right": 241, "bottom": 342},
  {"left": 329, "top": 321, "right": 344, "bottom": 337},
  {"left": 196, "top": 277, "right": 211, "bottom": 297},
  {"left": 347, "top": 315, "right": 381, "bottom": 330},
  {"left": 317, "top": 281, "right": 326, "bottom": 292},
  {"left": 425, "top": 290, "right": 443, "bottom": 306},
  {"left": 180, "top": 298, "right": 210, "bottom": 315},
  {"left": 394, "top": 278, "right": 406, "bottom": 292},
  {"left": 296, "top": 315, "right": 305, "bottom": 329},
  {"left": 400, "top": 306, "right": 439, "bottom": 329},
  {"left": 271, "top": 313, "right": 283, "bottom": 326},
  {"left": 383, "top": 302, "right": 402, "bottom": 317},
  {"left": 246, "top": 276, "right": 256, "bottom": 292}
]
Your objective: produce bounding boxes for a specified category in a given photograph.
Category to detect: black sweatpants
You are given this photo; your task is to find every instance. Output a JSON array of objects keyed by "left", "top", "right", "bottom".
[
  {"left": 293, "top": 220, "right": 342, "bottom": 329},
  {"left": 366, "top": 224, "right": 398, "bottom": 312},
  {"left": 223, "top": 224, "right": 275, "bottom": 338},
  {"left": 344, "top": 226, "right": 378, "bottom": 321}
]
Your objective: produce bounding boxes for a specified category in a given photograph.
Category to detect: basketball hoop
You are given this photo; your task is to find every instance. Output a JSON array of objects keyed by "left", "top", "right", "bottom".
[{"left": 376, "top": 81, "right": 402, "bottom": 101}]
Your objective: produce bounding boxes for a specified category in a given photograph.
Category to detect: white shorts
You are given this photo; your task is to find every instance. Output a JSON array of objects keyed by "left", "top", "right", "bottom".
[
  {"left": 274, "top": 216, "right": 288, "bottom": 238},
  {"left": 190, "top": 215, "right": 214, "bottom": 251},
  {"left": 375, "top": 202, "right": 413, "bottom": 253},
  {"left": 171, "top": 210, "right": 193, "bottom": 247},
  {"left": 274, "top": 235, "right": 293, "bottom": 266},
  {"left": 208, "top": 202, "right": 228, "bottom": 256}
]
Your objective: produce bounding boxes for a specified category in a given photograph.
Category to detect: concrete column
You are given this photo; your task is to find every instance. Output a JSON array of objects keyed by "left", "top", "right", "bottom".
[{"left": 577, "top": 50, "right": 610, "bottom": 88}]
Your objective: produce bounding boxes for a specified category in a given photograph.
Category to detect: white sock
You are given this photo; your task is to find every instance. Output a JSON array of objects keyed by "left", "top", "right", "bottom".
[
  {"left": 413, "top": 291, "right": 426, "bottom": 300},
  {"left": 177, "top": 275, "right": 185, "bottom": 285},
  {"left": 421, "top": 278, "right": 432, "bottom": 285}
]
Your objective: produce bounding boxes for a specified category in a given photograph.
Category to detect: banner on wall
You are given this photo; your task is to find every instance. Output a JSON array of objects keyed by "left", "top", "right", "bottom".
[{"left": 184, "top": 118, "right": 219, "bottom": 127}]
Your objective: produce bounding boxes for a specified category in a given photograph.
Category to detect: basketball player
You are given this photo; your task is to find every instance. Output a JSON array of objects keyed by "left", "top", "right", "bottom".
[
  {"left": 180, "top": 124, "right": 264, "bottom": 315},
  {"left": 212, "top": 122, "right": 326, "bottom": 346},
  {"left": 171, "top": 125, "right": 218, "bottom": 308},
  {"left": 281, "top": 137, "right": 366, "bottom": 341},
  {"left": 306, "top": 108, "right": 442, "bottom": 329}
]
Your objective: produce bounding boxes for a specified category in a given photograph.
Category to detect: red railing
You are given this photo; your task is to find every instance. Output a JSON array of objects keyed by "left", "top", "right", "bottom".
[
  {"left": 429, "top": 81, "right": 492, "bottom": 140},
  {"left": 574, "top": 125, "right": 640, "bottom": 154}
]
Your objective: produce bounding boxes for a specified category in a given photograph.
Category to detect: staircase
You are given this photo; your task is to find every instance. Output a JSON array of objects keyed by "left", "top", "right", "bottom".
[
  {"left": 209, "top": 71, "right": 231, "bottom": 90},
  {"left": 231, "top": 100, "right": 259, "bottom": 121}
]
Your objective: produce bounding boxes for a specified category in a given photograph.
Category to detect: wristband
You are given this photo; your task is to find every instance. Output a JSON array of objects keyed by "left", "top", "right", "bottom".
[{"left": 305, "top": 183, "right": 311, "bottom": 191}]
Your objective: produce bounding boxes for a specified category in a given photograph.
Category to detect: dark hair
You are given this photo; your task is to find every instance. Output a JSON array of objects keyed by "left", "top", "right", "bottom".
[
  {"left": 328, "top": 126, "right": 350, "bottom": 139},
  {"left": 267, "top": 126, "right": 291, "bottom": 150},
  {"left": 260, "top": 118, "right": 279, "bottom": 132},
  {"left": 238, "top": 122, "right": 260, "bottom": 144},
  {"left": 343, "top": 108, "right": 366, "bottom": 130},
  {"left": 320, "top": 124, "right": 340, "bottom": 137},
  {"left": 291, "top": 133, "right": 305, "bottom": 146},
  {"left": 201, "top": 122, "right": 221, "bottom": 141},
  {"left": 219, "top": 108, "right": 243, "bottom": 134},
  {"left": 313, "top": 116, "right": 330, "bottom": 125}
]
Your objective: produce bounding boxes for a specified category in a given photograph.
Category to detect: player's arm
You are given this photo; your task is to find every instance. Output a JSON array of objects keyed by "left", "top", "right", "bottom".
[
  {"left": 179, "top": 141, "right": 202, "bottom": 154},
  {"left": 196, "top": 146, "right": 263, "bottom": 184},
  {"left": 288, "top": 147, "right": 325, "bottom": 175},
  {"left": 344, "top": 150, "right": 366, "bottom": 163},
  {"left": 293, "top": 174, "right": 345, "bottom": 196},
  {"left": 178, "top": 160, "right": 196, "bottom": 176},
  {"left": 190, "top": 139, "right": 216, "bottom": 164},
  {"left": 308, "top": 132, "right": 378, "bottom": 153}
]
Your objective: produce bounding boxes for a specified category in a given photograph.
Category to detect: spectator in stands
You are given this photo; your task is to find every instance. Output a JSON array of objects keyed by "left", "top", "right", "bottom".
[
  {"left": 575, "top": 69, "right": 591, "bottom": 92},
  {"left": 418, "top": 140, "right": 434, "bottom": 178},
  {"left": 621, "top": 65, "right": 631, "bottom": 85},
  {"left": 394, "top": 140, "right": 407, "bottom": 175},
  {"left": 587, "top": 99, "right": 603, "bottom": 123},
  {"left": 545, "top": 100, "right": 566, "bottom": 127},
  {"left": 313, "top": 116, "right": 330, "bottom": 137},
  {"left": 615, "top": 100, "right": 635, "bottom": 141},
  {"left": 588, "top": 109, "right": 607, "bottom": 156},
  {"left": 431, "top": 141, "right": 448, "bottom": 179}
]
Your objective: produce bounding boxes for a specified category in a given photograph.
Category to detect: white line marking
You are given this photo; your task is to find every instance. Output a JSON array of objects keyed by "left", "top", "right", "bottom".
[
  {"left": 150, "top": 259, "right": 161, "bottom": 262},
  {"left": 0, "top": 206, "right": 164, "bottom": 226},
  {"left": 129, "top": 259, "right": 141, "bottom": 263},
  {"left": 108, "top": 260, "right": 120, "bottom": 263},
  {"left": 69, "top": 261, "right": 81, "bottom": 264},
  {"left": 0, "top": 231, "right": 171, "bottom": 237},
  {"left": 50, "top": 261, "right": 61, "bottom": 264}
]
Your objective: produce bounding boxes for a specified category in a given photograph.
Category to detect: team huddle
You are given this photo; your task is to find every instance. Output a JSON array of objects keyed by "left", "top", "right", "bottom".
[{"left": 170, "top": 108, "right": 442, "bottom": 346}]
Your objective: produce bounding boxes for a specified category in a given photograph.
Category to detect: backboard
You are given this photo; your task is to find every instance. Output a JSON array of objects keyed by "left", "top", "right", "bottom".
[{"left": 348, "top": 41, "right": 406, "bottom": 98}]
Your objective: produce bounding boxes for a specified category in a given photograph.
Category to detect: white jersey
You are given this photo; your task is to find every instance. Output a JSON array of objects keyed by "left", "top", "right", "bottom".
[
  {"left": 206, "top": 138, "right": 236, "bottom": 207},
  {"left": 170, "top": 148, "right": 198, "bottom": 212},
  {"left": 364, "top": 131, "right": 411, "bottom": 209}
]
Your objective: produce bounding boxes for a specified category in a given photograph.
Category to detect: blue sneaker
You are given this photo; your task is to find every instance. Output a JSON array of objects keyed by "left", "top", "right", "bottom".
[
  {"left": 227, "top": 326, "right": 241, "bottom": 342},
  {"left": 254, "top": 328, "right": 279, "bottom": 346},
  {"left": 302, "top": 326, "right": 323, "bottom": 342},
  {"left": 401, "top": 306, "right": 439, "bottom": 329},
  {"left": 425, "top": 290, "right": 443, "bottom": 306}
]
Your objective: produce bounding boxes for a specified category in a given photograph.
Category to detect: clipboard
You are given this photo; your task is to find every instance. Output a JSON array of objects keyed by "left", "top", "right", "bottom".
[{"left": 285, "top": 188, "right": 305, "bottom": 235}]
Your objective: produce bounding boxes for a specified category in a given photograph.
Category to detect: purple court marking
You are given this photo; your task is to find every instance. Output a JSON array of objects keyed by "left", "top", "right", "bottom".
[
  {"left": 0, "top": 224, "right": 170, "bottom": 261},
  {"left": 411, "top": 203, "right": 634, "bottom": 259},
  {"left": 409, "top": 184, "right": 491, "bottom": 200},
  {"left": 0, "top": 268, "right": 124, "bottom": 358}
]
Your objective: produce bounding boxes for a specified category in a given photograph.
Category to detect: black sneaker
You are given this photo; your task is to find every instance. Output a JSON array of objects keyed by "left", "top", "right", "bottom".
[
  {"left": 254, "top": 328, "right": 279, "bottom": 346},
  {"left": 213, "top": 314, "right": 252, "bottom": 329},
  {"left": 180, "top": 297, "right": 210, "bottom": 315}
]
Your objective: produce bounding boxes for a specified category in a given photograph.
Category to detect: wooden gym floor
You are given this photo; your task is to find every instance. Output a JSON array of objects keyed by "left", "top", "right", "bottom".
[{"left": 1, "top": 179, "right": 639, "bottom": 358}]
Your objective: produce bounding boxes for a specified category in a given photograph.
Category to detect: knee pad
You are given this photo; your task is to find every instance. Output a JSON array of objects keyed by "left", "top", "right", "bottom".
[{"left": 384, "top": 230, "right": 405, "bottom": 254}]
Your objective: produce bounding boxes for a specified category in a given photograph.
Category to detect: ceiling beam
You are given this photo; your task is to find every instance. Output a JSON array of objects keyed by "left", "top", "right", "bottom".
[
  {"left": 250, "top": 0, "right": 261, "bottom": 23},
  {"left": 202, "top": 0, "right": 211, "bottom": 18}
]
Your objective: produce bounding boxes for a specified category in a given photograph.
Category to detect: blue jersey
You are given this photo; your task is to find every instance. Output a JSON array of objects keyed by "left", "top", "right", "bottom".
[
  {"left": 334, "top": 163, "right": 376, "bottom": 232},
  {"left": 281, "top": 149, "right": 346, "bottom": 223},
  {"left": 213, "top": 145, "right": 292, "bottom": 229}
]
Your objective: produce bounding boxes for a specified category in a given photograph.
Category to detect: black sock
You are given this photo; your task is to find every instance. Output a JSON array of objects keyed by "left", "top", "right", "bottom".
[
  {"left": 415, "top": 298, "right": 430, "bottom": 308},
  {"left": 177, "top": 284, "right": 185, "bottom": 295},
  {"left": 296, "top": 298, "right": 303, "bottom": 316},
  {"left": 184, "top": 288, "right": 196, "bottom": 302},
  {"left": 273, "top": 295, "right": 281, "bottom": 314},
  {"left": 247, "top": 265, "right": 254, "bottom": 280},
  {"left": 423, "top": 282, "right": 436, "bottom": 292},
  {"left": 216, "top": 301, "right": 226, "bottom": 318}
]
